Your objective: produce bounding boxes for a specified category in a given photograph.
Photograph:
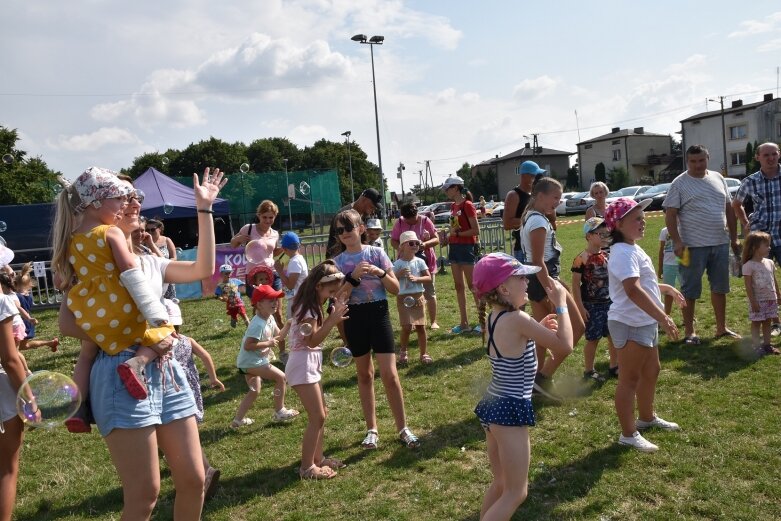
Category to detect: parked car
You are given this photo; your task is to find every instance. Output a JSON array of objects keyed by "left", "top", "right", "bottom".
[
  {"left": 433, "top": 210, "right": 452, "bottom": 224},
  {"left": 556, "top": 192, "right": 585, "bottom": 215},
  {"left": 724, "top": 177, "right": 741, "bottom": 198},
  {"left": 634, "top": 183, "right": 672, "bottom": 210},
  {"left": 604, "top": 190, "right": 625, "bottom": 205},
  {"left": 558, "top": 191, "right": 592, "bottom": 215},
  {"left": 491, "top": 202, "right": 505, "bottom": 217},
  {"left": 616, "top": 185, "right": 652, "bottom": 198}
]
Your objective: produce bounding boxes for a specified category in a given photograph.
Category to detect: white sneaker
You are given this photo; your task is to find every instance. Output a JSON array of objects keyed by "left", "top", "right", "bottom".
[
  {"left": 272, "top": 408, "right": 300, "bottom": 422},
  {"left": 230, "top": 417, "right": 254, "bottom": 429},
  {"left": 636, "top": 416, "right": 680, "bottom": 431},
  {"left": 618, "top": 431, "right": 658, "bottom": 453}
]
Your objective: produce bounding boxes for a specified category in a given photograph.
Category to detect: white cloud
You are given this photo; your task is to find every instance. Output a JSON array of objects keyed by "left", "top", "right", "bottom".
[
  {"left": 728, "top": 11, "right": 781, "bottom": 37},
  {"left": 434, "top": 88, "right": 480, "bottom": 105},
  {"left": 512, "top": 75, "right": 558, "bottom": 102},
  {"left": 287, "top": 125, "right": 330, "bottom": 148},
  {"left": 757, "top": 38, "right": 781, "bottom": 52},
  {"left": 47, "top": 127, "right": 144, "bottom": 152},
  {"left": 666, "top": 54, "right": 708, "bottom": 73}
]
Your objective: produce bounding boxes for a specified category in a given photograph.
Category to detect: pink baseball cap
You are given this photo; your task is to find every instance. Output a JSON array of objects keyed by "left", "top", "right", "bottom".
[
  {"left": 473, "top": 252, "right": 540, "bottom": 298},
  {"left": 604, "top": 197, "right": 651, "bottom": 231}
]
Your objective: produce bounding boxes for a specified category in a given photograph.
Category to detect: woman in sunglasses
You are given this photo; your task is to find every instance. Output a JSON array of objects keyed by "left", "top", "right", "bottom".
[{"left": 146, "top": 218, "right": 177, "bottom": 299}]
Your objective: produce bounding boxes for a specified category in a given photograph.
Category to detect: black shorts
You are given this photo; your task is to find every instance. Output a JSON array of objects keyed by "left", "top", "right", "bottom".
[
  {"left": 344, "top": 300, "right": 395, "bottom": 357},
  {"left": 527, "top": 259, "right": 560, "bottom": 303}
]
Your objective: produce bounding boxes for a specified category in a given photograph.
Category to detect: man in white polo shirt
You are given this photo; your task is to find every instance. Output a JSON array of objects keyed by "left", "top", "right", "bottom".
[{"left": 663, "top": 144, "right": 741, "bottom": 345}]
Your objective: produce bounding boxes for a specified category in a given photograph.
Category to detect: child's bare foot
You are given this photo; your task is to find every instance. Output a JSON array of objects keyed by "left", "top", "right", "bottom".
[
  {"left": 50, "top": 338, "right": 59, "bottom": 352},
  {"left": 117, "top": 357, "right": 148, "bottom": 399}
]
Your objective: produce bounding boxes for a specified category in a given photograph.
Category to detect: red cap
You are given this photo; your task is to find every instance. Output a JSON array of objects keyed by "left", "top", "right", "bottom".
[{"left": 251, "top": 284, "right": 284, "bottom": 305}]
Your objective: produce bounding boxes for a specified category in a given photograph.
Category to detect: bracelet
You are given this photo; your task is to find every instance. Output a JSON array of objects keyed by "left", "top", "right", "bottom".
[
  {"left": 197, "top": 208, "right": 214, "bottom": 214},
  {"left": 555, "top": 306, "right": 568, "bottom": 314},
  {"left": 345, "top": 272, "right": 361, "bottom": 287},
  {"left": 378, "top": 269, "right": 387, "bottom": 279}
]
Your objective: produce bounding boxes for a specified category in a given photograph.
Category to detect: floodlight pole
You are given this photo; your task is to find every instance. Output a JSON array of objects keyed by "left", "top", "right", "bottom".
[{"left": 342, "top": 130, "right": 355, "bottom": 202}]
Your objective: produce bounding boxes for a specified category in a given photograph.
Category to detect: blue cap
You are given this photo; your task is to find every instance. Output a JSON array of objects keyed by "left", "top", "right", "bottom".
[
  {"left": 280, "top": 231, "right": 301, "bottom": 250},
  {"left": 517, "top": 160, "right": 546, "bottom": 176}
]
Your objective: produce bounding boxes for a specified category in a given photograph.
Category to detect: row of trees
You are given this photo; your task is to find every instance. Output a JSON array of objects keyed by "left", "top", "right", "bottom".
[{"left": 0, "top": 127, "right": 62, "bottom": 205}]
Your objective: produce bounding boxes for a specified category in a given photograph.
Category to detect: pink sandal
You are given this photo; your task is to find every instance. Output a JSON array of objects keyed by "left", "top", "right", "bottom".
[
  {"left": 420, "top": 354, "right": 433, "bottom": 365},
  {"left": 398, "top": 349, "right": 409, "bottom": 365}
]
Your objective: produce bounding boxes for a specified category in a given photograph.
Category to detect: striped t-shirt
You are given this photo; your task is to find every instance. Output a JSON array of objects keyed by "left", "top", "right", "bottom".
[{"left": 663, "top": 170, "right": 731, "bottom": 247}]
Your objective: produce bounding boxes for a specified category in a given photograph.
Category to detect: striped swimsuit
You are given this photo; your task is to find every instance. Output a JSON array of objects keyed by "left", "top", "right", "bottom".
[{"left": 474, "top": 310, "right": 538, "bottom": 428}]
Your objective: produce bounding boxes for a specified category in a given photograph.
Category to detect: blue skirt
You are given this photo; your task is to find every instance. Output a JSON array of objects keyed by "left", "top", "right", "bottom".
[{"left": 475, "top": 395, "right": 535, "bottom": 429}]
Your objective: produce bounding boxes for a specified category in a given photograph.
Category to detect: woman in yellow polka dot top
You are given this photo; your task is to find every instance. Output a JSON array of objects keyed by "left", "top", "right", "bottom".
[{"left": 51, "top": 167, "right": 176, "bottom": 426}]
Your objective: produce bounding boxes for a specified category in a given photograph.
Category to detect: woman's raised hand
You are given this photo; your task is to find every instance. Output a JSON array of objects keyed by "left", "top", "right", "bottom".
[{"left": 193, "top": 167, "right": 227, "bottom": 206}]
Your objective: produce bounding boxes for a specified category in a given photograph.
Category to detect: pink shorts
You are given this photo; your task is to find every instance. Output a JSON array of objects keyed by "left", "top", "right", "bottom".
[
  {"left": 285, "top": 349, "right": 322, "bottom": 387},
  {"left": 749, "top": 299, "right": 779, "bottom": 322},
  {"left": 12, "top": 323, "right": 26, "bottom": 342}
]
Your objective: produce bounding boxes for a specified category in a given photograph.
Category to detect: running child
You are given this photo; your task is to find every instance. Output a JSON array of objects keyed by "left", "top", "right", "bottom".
[
  {"left": 332, "top": 209, "right": 421, "bottom": 450},
  {"left": 473, "top": 252, "right": 573, "bottom": 520},
  {"left": 14, "top": 263, "right": 59, "bottom": 352},
  {"left": 286, "top": 260, "right": 349, "bottom": 479},
  {"left": 741, "top": 231, "right": 781, "bottom": 356},
  {"left": 231, "top": 284, "right": 299, "bottom": 428},
  {"left": 214, "top": 263, "right": 249, "bottom": 328},
  {"left": 604, "top": 198, "right": 684, "bottom": 453},
  {"left": 571, "top": 217, "right": 617, "bottom": 381},
  {"left": 51, "top": 167, "right": 176, "bottom": 427},
  {"left": 392, "top": 231, "right": 432, "bottom": 365}
]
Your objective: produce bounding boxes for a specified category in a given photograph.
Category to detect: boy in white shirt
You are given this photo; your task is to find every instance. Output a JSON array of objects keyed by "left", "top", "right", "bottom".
[{"left": 275, "top": 231, "right": 308, "bottom": 365}]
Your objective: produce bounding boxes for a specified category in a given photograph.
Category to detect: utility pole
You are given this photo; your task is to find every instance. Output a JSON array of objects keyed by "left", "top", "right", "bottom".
[
  {"left": 708, "top": 96, "right": 728, "bottom": 176},
  {"left": 397, "top": 162, "right": 405, "bottom": 198}
]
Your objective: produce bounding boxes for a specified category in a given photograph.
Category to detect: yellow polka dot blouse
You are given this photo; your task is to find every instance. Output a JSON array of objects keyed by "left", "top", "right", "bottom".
[{"left": 67, "top": 225, "right": 174, "bottom": 355}]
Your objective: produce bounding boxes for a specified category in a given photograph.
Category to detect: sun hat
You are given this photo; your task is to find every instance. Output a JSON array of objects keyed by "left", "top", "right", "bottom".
[
  {"left": 441, "top": 176, "right": 465, "bottom": 190},
  {"left": 251, "top": 284, "right": 285, "bottom": 305},
  {"left": 365, "top": 218, "right": 382, "bottom": 230},
  {"left": 583, "top": 217, "right": 606, "bottom": 236},
  {"left": 473, "top": 252, "right": 541, "bottom": 298},
  {"left": 280, "top": 231, "right": 301, "bottom": 249},
  {"left": 247, "top": 264, "right": 274, "bottom": 283},
  {"left": 219, "top": 263, "right": 233, "bottom": 273},
  {"left": 517, "top": 161, "right": 546, "bottom": 176},
  {"left": 360, "top": 188, "right": 384, "bottom": 212},
  {"left": 164, "top": 298, "right": 183, "bottom": 326},
  {"left": 70, "top": 166, "right": 133, "bottom": 213},
  {"left": 604, "top": 198, "right": 652, "bottom": 231},
  {"left": 399, "top": 231, "right": 420, "bottom": 245}
]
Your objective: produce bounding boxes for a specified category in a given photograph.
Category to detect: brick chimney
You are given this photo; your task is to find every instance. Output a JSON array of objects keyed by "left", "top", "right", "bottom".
[{"left": 611, "top": 127, "right": 620, "bottom": 133}]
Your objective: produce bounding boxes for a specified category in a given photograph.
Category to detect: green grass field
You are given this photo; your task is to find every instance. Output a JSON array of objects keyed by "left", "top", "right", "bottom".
[{"left": 12, "top": 212, "right": 781, "bottom": 520}]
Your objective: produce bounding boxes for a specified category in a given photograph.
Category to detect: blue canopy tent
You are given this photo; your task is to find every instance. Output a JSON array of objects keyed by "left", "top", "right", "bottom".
[{"left": 135, "top": 167, "right": 230, "bottom": 218}]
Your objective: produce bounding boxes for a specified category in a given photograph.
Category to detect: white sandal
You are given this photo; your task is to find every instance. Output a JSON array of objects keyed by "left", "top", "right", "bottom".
[{"left": 361, "top": 429, "right": 379, "bottom": 449}]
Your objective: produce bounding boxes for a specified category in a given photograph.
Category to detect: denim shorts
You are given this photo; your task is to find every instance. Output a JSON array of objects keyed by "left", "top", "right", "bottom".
[
  {"left": 662, "top": 263, "right": 679, "bottom": 287},
  {"left": 679, "top": 244, "right": 730, "bottom": 299},
  {"left": 608, "top": 320, "right": 658, "bottom": 349},
  {"left": 90, "top": 347, "right": 198, "bottom": 437},
  {"left": 448, "top": 243, "right": 477, "bottom": 265},
  {"left": 584, "top": 301, "right": 610, "bottom": 341}
]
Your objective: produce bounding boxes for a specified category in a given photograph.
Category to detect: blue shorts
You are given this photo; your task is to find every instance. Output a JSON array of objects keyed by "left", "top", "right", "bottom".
[
  {"left": 662, "top": 263, "right": 679, "bottom": 287},
  {"left": 90, "top": 348, "right": 198, "bottom": 437},
  {"left": 513, "top": 249, "right": 526, "bottom": 263},
  {"left": 584, "top": 301, "right": 610, "bottom": 341},
  {"left": 448, "top": 243, "right": 477, "bottom": 265},
  {"left": 608, "top": 320, "right": 658, "bottom": 349},
  {"left": 679, "top": 244, "right": 730, "bottom": 299}
]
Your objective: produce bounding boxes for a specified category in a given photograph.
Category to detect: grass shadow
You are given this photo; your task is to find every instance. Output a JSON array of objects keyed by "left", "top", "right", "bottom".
[
  {"left": 659, "top": 337, "right": 759, "bottom": 380},
  {"left": 403, "top": 345, "right": 486, "bottom": 378},
  {"left": 381, "top": 416, "right": 486, "bottom": 468},
  {"left": 14, "top": 487, "right": 125, "bottom": 521}
]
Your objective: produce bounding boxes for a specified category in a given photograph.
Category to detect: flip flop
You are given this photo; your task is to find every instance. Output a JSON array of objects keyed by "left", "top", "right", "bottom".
[
  {"left": 684, "top": 335, "right": 701, "bottom": 345},
  {"left": 714, "top": 330, "right": 741, "bottom": 340}
]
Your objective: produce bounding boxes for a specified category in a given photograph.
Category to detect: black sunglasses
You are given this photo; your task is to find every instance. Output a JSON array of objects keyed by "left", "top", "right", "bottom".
[
  {"left": 334, "top": 222, "right": 357, "bottom": 235},
  {"left": 129, "top": 189, "right": 145, "bottom": 204}
]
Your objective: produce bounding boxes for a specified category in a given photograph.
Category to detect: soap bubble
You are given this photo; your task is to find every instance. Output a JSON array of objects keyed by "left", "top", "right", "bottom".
[
  {"left": 240, "top": 163, "right": 250, "bottom": 173},
  {"left": 2, "top": 154, "right": 13, "bottom": 165},
  {"left": 403, "top": 296, "right": 417, "bottom": 308},
  {"left": 299, "top": 181, "right": 310, "bottom": 196},
  {"left": 52, "top": 184, "right": 63, "bottom": 195},
  {"left": 161, "top": 156, "right": 170, "bottom": 166},
  {"left": 298, "top": 322, "right": 313, "bottom": 337},
  {"left": 330, "top": 347, "right": 353, "bottom": 368},
  {"left": 0, "top": 222, "right": 6, "bottom": 233},
  {"left": 163, "top": 202, "right": 174, "bottom": 215},
  {"left": 16, "top": 371, "right": 81, "bottom": 429},
  {"left": 244, "top": 240, "right": 265, "bottom": 264}
]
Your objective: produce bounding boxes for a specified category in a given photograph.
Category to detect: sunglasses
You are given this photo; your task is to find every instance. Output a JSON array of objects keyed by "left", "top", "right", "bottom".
[
  {"left": 129, "top": 190, "right": 145, "bottom": 204},
  {"left": 405, "top": 241, "right": 422, "bottom": 247},
  {"left": 334, "top": 222, "right": 357, "bottom": 235}
]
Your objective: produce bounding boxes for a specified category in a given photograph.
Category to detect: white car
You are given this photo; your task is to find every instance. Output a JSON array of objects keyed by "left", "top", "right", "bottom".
[
  {"left": 724, "top": 177, "right": 741, "bottom": 197},
  {"left": 555, "top": 192, "right": 584, "bottom": 215}
]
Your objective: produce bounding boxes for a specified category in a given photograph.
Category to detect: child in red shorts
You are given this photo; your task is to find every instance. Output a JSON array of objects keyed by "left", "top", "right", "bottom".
[{"left": 215, "top": 263, "right": 249, "bottom": 328}]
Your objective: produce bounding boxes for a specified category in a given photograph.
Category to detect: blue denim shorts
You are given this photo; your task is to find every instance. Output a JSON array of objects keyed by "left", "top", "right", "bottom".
[
  {"left": 90, "top": 347, "right": 198, "bottom": 437},
  {"left": 584, "top": 301, "right": 610, "bottom": 341},
  {"left": 608, "top": 320, "right": 658, "bottom": 349},
  {"left": 448, "top": 243, "right": 477, "bottom": 265},
  {"left": 679, "top": 244, "right": 730, "bottom": 299}
]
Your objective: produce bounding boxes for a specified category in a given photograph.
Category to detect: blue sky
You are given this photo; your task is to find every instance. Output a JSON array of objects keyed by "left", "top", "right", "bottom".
[{"left": 2, "top": 1, "right": 780, "bottom": 193}]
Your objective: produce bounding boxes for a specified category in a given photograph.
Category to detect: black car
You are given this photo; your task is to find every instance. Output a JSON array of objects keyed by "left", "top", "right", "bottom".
[{"left": 634, "top": 183, "right": 671, "bottom": 210}]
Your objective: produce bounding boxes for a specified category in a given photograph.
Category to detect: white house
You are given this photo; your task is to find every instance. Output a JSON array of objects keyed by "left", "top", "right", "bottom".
[
  {"left": 680, "top": 93, "right": 781, "bottom": 178},
  {"left": 472, "top": 143, "right": 574, "bottom": 198},
  {"left": 577, "top": 127, "right": 673, "bottom": 187}
]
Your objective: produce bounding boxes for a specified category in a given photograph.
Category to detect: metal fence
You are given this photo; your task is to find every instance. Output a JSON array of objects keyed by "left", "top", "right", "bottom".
[{"left": 14, "top": 218, "right": 511, "bottom": 310}]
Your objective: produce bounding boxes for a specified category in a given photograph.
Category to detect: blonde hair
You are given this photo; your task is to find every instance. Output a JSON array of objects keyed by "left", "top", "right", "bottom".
[
  {"left": 51, "top": 187, "right": 83, "bottom": 290},
  {"left": 477, "top": 289, "right": 516, "bottom": 347},
  {"left": 256, "top": 200, "right": 279, "bottom": 216},
  {"left": 742, "top": 231, "right": 771, "bottom": 265},
  {"left": 589, "top": 181, "right": 609, "bottom": 197},
  {"left": 521, "top": 177, "right": 562, "bottom": 224},
  {"left": 13, "top": 262, "right": 35, "bottom": 290}
]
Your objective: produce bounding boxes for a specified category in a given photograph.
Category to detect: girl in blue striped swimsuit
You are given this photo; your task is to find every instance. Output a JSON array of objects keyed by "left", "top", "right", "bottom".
[{"left": 473, "top": 253, "right": 574, "bottom": 521}]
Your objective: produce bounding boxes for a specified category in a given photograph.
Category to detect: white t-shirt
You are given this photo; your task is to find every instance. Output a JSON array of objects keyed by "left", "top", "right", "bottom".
[
  {"left": 521, "top": 212, "right": 559, "bottom": 262},
  {"left": 284, "top": 253, "right": 308, "bottom": 301},
  {"left": 393, "top": 257, "right": 428, "bottom": 295},
  {"left": 608, "top": 242, "right": 662, "bottom": 326},
  {"left": 658, "top": 227, "right": 678, "bottom": 266},
  {"left": 742, "top": 258, "right": 777, "bottom": 301}
]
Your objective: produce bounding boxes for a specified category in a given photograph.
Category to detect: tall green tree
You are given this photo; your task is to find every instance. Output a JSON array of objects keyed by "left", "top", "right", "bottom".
[
  {"left": 607, "top": 165, "right": 629, "bottom": 189},
  {"left": 172, "top": 137, "right": 248, "bottom": 177},
  {"left": 566, "top": 164, "right": 580, "bottom": 189},
  {"left": 0, "top": 126, "right": 61, "bottom": 204}
]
